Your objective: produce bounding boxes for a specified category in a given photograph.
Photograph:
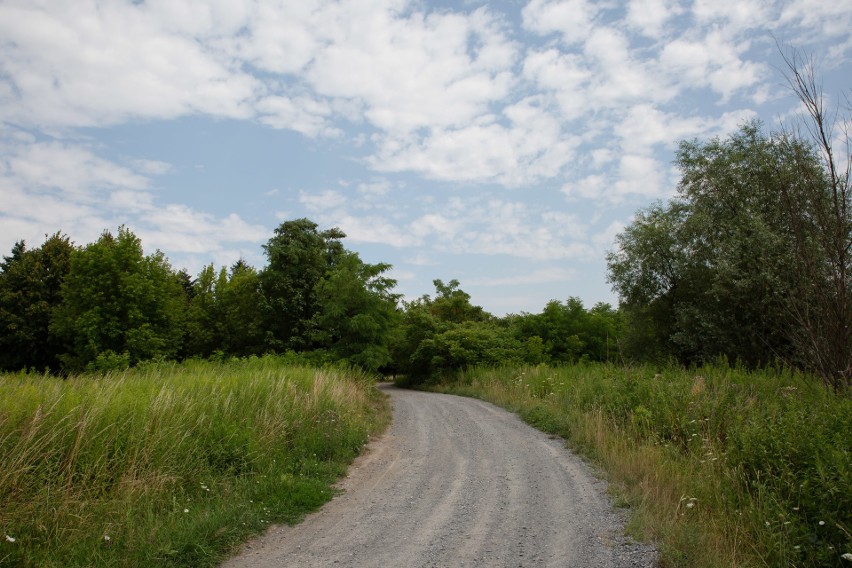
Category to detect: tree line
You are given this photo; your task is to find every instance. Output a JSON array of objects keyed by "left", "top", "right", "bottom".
[{"left": 0, "top": 217, "right": 623, "bottom": 377}]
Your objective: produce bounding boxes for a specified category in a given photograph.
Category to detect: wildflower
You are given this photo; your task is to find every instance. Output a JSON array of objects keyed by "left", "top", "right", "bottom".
[
  {"left": 841, "top": 552, "right": 852, "bottom": 561},
  {"left": 104, "top": 534, "right": 111, "bottom": 542},
  {"left": 819, "top": 521, "right": 826, "bottom": 526},
  {"left": 686, "top": 502, "right": 695, "bottom": 509},
  {"left": 184, "top": 508, "right": 189, "bottom": 513},
  {"left": 5, "top": 535, "right": 15, "bottom": 543}
]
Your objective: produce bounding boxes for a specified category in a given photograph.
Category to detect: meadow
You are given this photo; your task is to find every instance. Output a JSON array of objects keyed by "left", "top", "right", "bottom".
[
  {"left": 0, "top": 357, "right": 389, "bottom": 567},
  {"left": 424, "top": 363, "right": 852, "bottom": 568}
]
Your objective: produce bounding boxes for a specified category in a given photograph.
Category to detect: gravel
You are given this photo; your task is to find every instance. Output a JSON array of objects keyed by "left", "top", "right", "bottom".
[{"left": 221, "top": 384, "right": 658, "bottom": 568}]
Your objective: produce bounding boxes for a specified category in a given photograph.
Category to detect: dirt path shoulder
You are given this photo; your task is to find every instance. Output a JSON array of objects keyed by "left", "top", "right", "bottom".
[{"left": 221, "top": 384, "right": 657, "bottom": 567}]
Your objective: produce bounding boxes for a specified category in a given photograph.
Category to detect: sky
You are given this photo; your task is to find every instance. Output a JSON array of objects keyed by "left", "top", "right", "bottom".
[{"left": 1, "top": 0, "right": 850, "bottom": 316}]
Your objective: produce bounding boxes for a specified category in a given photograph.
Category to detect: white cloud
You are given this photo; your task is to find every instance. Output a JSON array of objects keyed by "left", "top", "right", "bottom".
[
  {"left": 616, "top": 104, "right": 708, "bottom": 153},
  {"left": 522, "top": 0, "right": 602, "bottom": 44},
  {"left": 371, "top": 96, "right": 579, "bottom": 185},
  {"left": 299, "top": 190, "right": 348, "bottom": 212},
  {"left": 0, "top": 136, "right": 268, "bottom": 271},
  {"left": 692, "top": 0, "right": 770, "bottom": 31},
  {"left": 256, "top": 95, "right": 341, "bottom": 138},
  {"left": 334, "top": 213, "right": 419, "bottom": 248},
  {"left": 3, "top": 141, "right": 150, "bottom": 200},
  {"left": 108, "top": 190, "right": 156, "bottom": 211},
  {"left": 659, "top": 30, "right": 763, "bottom": 101},
  {"left": 626, "top": 0, "right": 680, "bottom": 38},
  {"left": 0, "top": 1, "right": 258, "bottom": 128},
  {"left": 305, "top": 4, "right": 517, "bottom": 135},
  {"left": 468, "top": 267, "right": 577, "bottom": 287}
]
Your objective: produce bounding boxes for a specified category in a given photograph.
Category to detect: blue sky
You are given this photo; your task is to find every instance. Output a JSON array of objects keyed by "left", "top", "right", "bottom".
[{"left": 1, "top": 0, "right": 850, "bottom": 315}]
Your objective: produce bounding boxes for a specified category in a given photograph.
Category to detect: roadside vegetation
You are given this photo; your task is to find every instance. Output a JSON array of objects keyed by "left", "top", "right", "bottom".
[
  {"left": 424, "top": 363, "right": 851, "bottom": 568},
  {"left": 0, "top": 357, "right": 389, "bottom": 568}
]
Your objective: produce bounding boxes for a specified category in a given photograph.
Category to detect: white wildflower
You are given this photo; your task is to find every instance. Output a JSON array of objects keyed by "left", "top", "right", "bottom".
[
  {"left": 5, "top": 535, "right": 15, "bottom": 543},
  {"left": 819, "top": 520, "right": 826, "bottom": 526},
  {"left": 184, "top": 508, "right": 189, "bottom": 513},
  {"left": 840, "top": 552, "right": 852, "bottom": 561}
]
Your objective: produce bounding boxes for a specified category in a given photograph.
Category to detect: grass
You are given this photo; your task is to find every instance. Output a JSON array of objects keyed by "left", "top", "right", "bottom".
[
  {"left": 421, "top": 362, "right": 851, "bottom": 568},
  {"left": 0, "top": 356, "right": 390, "bottom": 567}
]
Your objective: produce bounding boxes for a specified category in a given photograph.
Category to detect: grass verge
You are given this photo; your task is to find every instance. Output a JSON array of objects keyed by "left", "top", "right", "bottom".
[
  {"left": 419, "top": 363, "right": 851, "bottom": 568},
  {"left": 0, "top": 356, "right": 389, "bottom": 567}
]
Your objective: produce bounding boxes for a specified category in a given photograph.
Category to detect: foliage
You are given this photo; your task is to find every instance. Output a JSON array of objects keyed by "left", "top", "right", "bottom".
[
  {"left": 312, "top": 251, "right": 400, "bottom": 372},
  {"left": 0, "top": 233, "right": 73, "bottom": 372},
  {"left": 507, "top": 298, "right": 623, "bottom": 364},
  {"left": 608, "top": 52, "right": 852, "bottom": 389},
  {"left": 391, "top": 279, "right": 501, "bottom": 381},
  {"left": 607, "top": 122, "right": 831, "bottom": 370},
  {"left": 431, "top": 363, "right": 852, "bottom": 568},
  {"left": 185, "top": 261, "right": 267, "bottom": 359},
  {"left": 0, "top": 357, "right": 389, "bottom": 568},
  {"left": 51, "top": 227, "right": 186, "bottom": 370},
  {"left": 260, "top": 218, "right": 346, "bottom": 352}
]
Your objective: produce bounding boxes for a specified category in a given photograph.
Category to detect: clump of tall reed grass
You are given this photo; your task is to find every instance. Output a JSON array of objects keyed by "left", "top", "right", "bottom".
[
  {"left": 0, "top": 356, "right": 388, "bottom": 568},
  {"left": 428, "top": 362, "right": 851, "bottom": 568}
]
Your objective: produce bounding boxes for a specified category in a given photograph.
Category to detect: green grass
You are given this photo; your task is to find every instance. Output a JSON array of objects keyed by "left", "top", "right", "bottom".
[
  {"left": 0, "top": 356, "right": 389, "bottom": 567},
  {"left": 422, "top": 363, "right": 851, "bottom": 568}
]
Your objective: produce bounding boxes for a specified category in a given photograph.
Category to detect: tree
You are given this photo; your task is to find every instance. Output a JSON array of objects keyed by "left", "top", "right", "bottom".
[
  {"left": 776, "top": 47, "right": 852, "bottom": 390},
  {"left": 508, "top": 298, "right": 623, "bottom": 364},
  {"left": 391, "top": 280, "right": 499, "bottom": 381},
  {"left": 260, "top": 219, "right": 346, "bottom": 351},
  {"left": 184, "top": 263, "right": 219, "bottom": 358},
  {"left": 313, "top": 252, "right": 400, "bottom": 371},
  {"left": 52, "top": 227, "right": 186, "bottom": 370},
  {"left": 0, "top": 233, "right": 74, "bottom": 371},
  {"left": 607, "top": 122, "right": 822, "bottom": 367},
  {"left": 217, "top": 260, "right": 267, "bottom": 357},
  {"left": 429, "top": 279, "right": 489, "bottom": 323}
]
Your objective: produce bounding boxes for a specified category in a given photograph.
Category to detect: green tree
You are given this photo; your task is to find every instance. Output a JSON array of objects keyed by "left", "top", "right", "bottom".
[
  {"left": 216, "top": 260, "right": 266, "bottom": 357},
  {"left": 313, "top": 252, "right": 400, "bottom": 371},
  {"left": 430, "top": 279, "right": 489, "bottom": 323},
  {"left": 260, "top": 218, "right": 345, "bottom": 351},
  {"left": 607, "top": 122, "right": 831, "bottom": 369},
  {"left": 409, "top": 322, "right": 523, "bottom": 379},
  {"left": 508, "top": 298, "right": 622, "bottom": 364},
  {"left": 0, "top": 233, "right": 74, "bottom": 371},
  {"left": 52, "top": 227, "right": 186, "bottom": 370},
  {"left": 184, "top": 263, "right": 219, "bottom": 358},
  {"left": 391, "top": 280, "right": 499, "bottom": 381}
]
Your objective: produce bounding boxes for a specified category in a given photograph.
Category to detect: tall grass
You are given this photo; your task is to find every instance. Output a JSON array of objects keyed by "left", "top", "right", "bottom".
[
  {"left": 426, "top": 363, "right": 851, "bottom": 568},
  {"left": 0, "top": 356, "right": 389, "bottom": 567}
]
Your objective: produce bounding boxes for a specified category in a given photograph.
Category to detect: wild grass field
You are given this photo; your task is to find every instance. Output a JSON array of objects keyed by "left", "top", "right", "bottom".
[
  {"left": 424, "top": 363, "right": 852, "bottom": 568},
  {"left": 0, "top": 357, "right": 389, "bottom": 568}
]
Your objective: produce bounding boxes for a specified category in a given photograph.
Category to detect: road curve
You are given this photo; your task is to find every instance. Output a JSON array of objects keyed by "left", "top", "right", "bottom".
[{"left": 222, "top": 384, "right": 657, "bottom": 568}]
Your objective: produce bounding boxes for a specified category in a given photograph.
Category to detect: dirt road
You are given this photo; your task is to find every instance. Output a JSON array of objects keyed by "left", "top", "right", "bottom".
[{"left": 222, "top": 384, "right": 657, "bottom": 567}]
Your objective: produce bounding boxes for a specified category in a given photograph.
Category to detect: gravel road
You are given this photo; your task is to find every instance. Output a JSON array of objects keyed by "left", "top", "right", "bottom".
[{"left": 222, "top": 384, "right": 657, "bottom": 568}]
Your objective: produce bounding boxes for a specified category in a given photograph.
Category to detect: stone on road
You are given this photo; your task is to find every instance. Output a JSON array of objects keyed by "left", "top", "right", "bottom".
[{"left": 221, "top": 384, "right": 657, "bottom": 568}]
